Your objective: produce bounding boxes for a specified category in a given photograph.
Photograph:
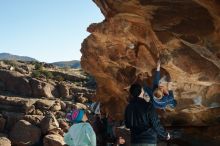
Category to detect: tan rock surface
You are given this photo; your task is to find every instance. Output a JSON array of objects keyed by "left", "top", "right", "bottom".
[
  {"left": 0, "top": 96, "right": 36, "bottom": 113},
  {"left": 3, "top": 112, "right": 25, "bottom": 131},
  {"left": 43, "top": 134, "right": 65, "bottom": 146},
  {"left": 35, "top": 99, "right": 56, "bottom": 110},
  {"left": 58, "top": 82, "right": 70, "bottom": 98},
  {"left": 30, "top": 78, "right": 58, "bottom": 98},
  {"left": 40, "top": 113, "right": 59, "bottom": 135},
  {"left": 23, "top": 115, "right": 44, "bottom": 126},
  {"left": 0, "top": 70, "right": 32, "bottom": 96},
  {"left": 9, "top": 120, "right": 41, "bottom": 146}
]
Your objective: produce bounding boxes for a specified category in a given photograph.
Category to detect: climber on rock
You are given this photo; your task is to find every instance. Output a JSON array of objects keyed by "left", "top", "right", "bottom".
[{"left": 141, "top": 59, "right": 177, "bottom": 110}]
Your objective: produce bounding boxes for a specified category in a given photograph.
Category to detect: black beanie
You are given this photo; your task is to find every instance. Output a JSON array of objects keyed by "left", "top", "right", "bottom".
[{"left": 129, "top": 83, "right": 142, "bottom": 97}]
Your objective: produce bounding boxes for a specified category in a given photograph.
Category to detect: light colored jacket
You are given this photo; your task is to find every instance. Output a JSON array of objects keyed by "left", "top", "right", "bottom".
[{"left": 64, "top": 122, "right": 96, "bottom": 146}]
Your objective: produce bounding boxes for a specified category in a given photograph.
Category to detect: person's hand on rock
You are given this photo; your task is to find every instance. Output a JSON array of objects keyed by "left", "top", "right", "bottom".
[{"left": 156, "top": 59, "right": 161, "bottom": 71}]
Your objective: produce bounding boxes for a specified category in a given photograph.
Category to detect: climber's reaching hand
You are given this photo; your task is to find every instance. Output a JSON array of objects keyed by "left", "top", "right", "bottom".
[{"left": 157, "top": 59, "right": 161, "bottom": 71}]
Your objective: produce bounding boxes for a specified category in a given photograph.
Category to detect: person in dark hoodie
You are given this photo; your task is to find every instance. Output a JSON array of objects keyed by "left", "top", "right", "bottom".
[{"left": 125, "top": 83, "right": 170, "bottom": 146}]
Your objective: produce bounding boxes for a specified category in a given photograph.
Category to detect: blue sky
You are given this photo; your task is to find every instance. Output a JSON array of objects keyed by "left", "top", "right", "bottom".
[{"left": 0, "top": 0, "right": 104, "bottom": 63}]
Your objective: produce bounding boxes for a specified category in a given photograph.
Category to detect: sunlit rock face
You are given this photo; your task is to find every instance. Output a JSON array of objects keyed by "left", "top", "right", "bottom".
[{"left": 81, "top": 0, "right": 220, "bottom": 121}]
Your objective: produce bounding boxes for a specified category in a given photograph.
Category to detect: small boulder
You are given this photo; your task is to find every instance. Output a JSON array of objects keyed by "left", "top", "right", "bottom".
[
  {"left": 40, "top": 113, "right": 59, "bottom": 135},
  {"left": 30, "top": 78, "right": 57, "bottom": 98},
  {"left": 33, "top": 109, "right": 44, "bottom": 115},
  {"left": 58, "top": 83, "right": 69, "bottom": 98},
  {"left": 3, "top": 112, "right": 24, "bottom": 131},
  {"left": 73, "top": 102, "right": 88, "bottom": 110},
  {"left": 35, "top": 99, "right": 55, "bottom": 110},
  {"left": 9, "top": 120, "right": 41, "bottom": 146},
  {"left": 76, "top": 95, "right": 88, "bottom": 103},
  {"left": 15, "top": 67, "right": 27, "bottom": 74},
  {"left": 43, "top": 134, "right": 65, "bottom": 146},
  {"left": 55, "top": 111, "right": 66, "bottom": 119},
  {"left": 50, "top": 101, "right": 62, "bottom": 112},
  {"left": 60, "top": 101, "right": 66, "bottom": 111},
  {"left": 23, "top": 115, "right": 44, "bottom": 126}
]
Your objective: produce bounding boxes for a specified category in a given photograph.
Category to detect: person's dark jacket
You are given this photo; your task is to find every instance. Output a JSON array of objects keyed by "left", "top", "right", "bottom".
[{"left": 125, "top": 97, "right": 168, "bottom": 144}]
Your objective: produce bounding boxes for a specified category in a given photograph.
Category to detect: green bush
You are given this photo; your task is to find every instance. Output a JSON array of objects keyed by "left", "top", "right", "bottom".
[
  {"left": 34, "top": 63, "right": 43, "bottom": 70},
  {"left": 32, "top": 70, "right": 41, "bottom": 78},
  {"left": 55, "top": 75, "right": 64, "bottom": 82},
  {"left": 3, "top": 60, "right": 17, "bottom": 67},
  {"left": 31, "top": 70, "right": 54, "bottom": 79},
  {"left": 42, "top": 70, "right": 54, "bottom": 79}
]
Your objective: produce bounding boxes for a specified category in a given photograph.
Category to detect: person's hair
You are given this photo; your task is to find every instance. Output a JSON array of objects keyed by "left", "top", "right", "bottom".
[
  {"left": 129, "top": 83, "right": 142, "bottom": 97},
  {"left": 153, "top": 88, "right": 163, "bottom": 99}
]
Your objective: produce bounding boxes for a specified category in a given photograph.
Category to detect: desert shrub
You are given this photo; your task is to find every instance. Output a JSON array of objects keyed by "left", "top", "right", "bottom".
[
  {"left": 3, "top": 60, "right": 17, "bottom": 67},
  {"left": 42, "top": 70, "right": 54, "bottom": 79},
  {"left": 32, "top": 70, "right": 41, "bottom": 78},
  {"left": 34, "top": 62, "right": 43, "bottom": 70},
  {"left": 31, "top": 70, "right": 54, "bottom": 79},
  {"left": 54, "top": 75, "right": 65, "bottom": 82}
]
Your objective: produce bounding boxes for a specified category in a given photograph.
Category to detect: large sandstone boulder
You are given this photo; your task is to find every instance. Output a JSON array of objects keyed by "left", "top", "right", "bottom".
[
  {"left": 23, "top": 115, "right": 44, "bottom": 126},
  {"left": 0, "top": 96, "right": 36, "bottom": 113},
  {"left": 35, "top": 99, "right": 61, "bottom": 112},
  {"left": 0, "top": 70, "right": 32, "bottom": 96},
  {"left": 81, "top": 0, "right": 220, "bottom": 122},
  {"left": 9, "top": 120, "right": 41, "bottom": 146},
  {"left": 43, "top": 134, "right": 65, "bottom": 146},
  {"left": 29, "top": 78, "right": 58, "bottom": 98},
  {"left": 3, "top": 112, "right": 24, "bottom": 131}
]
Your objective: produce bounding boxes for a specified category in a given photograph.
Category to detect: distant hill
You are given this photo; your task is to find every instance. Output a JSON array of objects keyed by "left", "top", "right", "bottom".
[
  {"left": 52, "top": 60, "right": 81, "bottom": 69},
  {"left": 0, "top": 53, "right": 38, "bottom": 62},
  {"left": 0, "top": 53, "right": 81, "bottom": 69}
]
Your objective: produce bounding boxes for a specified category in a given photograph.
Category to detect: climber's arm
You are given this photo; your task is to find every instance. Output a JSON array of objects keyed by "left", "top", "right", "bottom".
[{"left": 152, "top": 60, "right": 161, "bottom": 90}]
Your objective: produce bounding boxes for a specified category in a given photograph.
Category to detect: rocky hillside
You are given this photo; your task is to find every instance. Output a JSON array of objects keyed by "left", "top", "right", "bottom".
[
  {"left": 0, "top": 60, "right": 95, "bottom": 98},
  {"left": 51, "top": 60, "right": 81, "bottom": 69},
  {"left": 0, "top": 53, "right": 81, "bottom": 69},
  {"left": 0, "top": 60, "right": 96, "bottom": 146}
]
